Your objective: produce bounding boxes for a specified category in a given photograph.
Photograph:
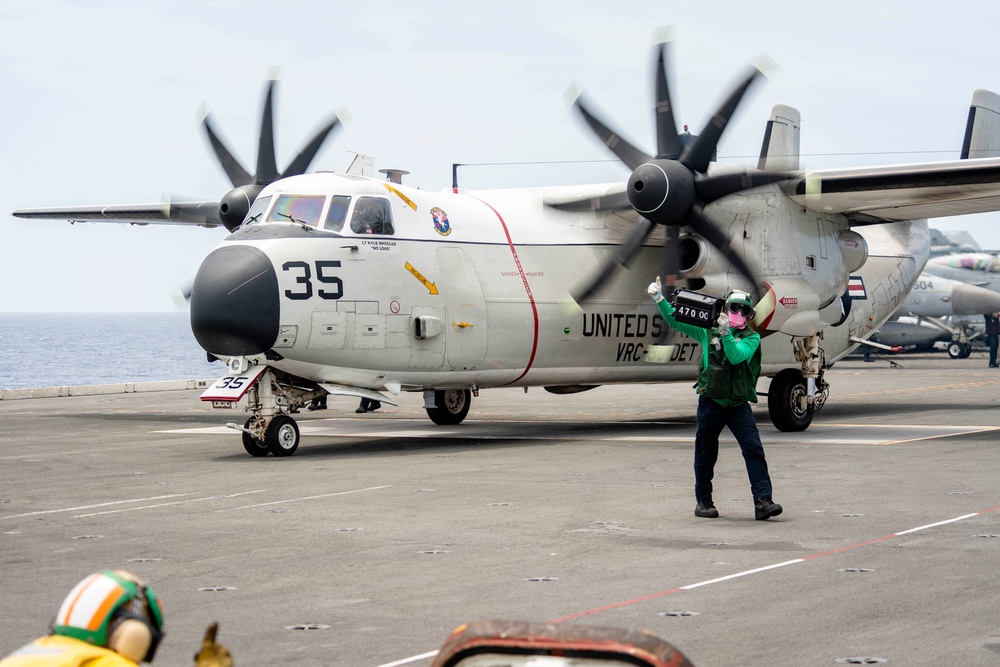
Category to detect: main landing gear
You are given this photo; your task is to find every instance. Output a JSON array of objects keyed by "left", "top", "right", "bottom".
[
  {"left": 424, "top": 388, "right": 472, "bottom": 425},
  {"left": 766, "top": 333, "right": 830, "bottom": 432}
]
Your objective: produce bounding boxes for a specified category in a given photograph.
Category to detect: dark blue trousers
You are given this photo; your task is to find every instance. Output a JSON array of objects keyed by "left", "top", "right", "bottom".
[{"left": 694, "top": 395, "right": 773, "bottom": 503}]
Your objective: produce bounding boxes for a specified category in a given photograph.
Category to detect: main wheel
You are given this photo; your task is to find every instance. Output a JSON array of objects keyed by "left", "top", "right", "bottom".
[
  {"left": 947, "top": 342, "right": 964, "bottom": 359},
  {"left": 265, "top": 415, "right": 300, "bottom": 457},
  {"left": 426, "top": 389, "right": 471, "bottom": 425},
  {"left": 242, "top": 417, "right": 269, "bottom": 457},
  {"left": 767, "top": 369, "right": 813, "bottom": 432},
  {"left": 959, "top": 342, "right": 973, "bottom": 359}
]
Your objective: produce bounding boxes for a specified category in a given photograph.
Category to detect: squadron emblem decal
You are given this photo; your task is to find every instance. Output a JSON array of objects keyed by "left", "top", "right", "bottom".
[{"left": 431, "top": 207, "right": 451, "bottom": 236}]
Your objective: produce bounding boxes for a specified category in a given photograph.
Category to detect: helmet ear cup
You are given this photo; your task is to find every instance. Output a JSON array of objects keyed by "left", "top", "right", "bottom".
[{"left": 108, "top": 617, "right": 152, "bottom": 663}]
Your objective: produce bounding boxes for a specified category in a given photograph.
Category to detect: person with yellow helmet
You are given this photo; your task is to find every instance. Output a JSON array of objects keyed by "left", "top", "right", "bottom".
[
  {"left": 0, "top": 571, "right": 232, "bottom": 667},
  {"left": 648, "top": 279, "right": 783, "bottom": 521},
  {"left": 0, "top": 570, "right": 165, "bottom": 666}
]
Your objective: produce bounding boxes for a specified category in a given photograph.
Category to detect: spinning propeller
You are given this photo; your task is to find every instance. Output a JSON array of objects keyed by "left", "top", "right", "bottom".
[
  {"left": 569, "top": 38, "right": 790, "bottom": 303},
  {"left": 200, "top": 77, "right": 342, "bottom": 231}
]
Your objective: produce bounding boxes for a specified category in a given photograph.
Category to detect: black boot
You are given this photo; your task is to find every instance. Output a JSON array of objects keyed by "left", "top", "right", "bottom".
[
  {"left": 694, "top": 501, "right": 719, "bottom": 518},
  {"left": 754, "top": 497, "right": 783, "bottom": 521}
]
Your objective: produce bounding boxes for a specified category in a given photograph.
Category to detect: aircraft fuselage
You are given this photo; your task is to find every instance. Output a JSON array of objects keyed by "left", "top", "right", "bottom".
[{"left": 189, "top": 172, "right": 929, "bottom": 394}]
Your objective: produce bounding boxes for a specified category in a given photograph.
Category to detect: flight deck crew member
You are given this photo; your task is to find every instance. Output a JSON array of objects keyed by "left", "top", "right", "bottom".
[
  {"left": 985, "top": 313, "right": 999, "bottom": 367},
  {"left": 0, "top": 570, "right": 166, "bottom": 667},
  {"left": 647, "top": 278, "right": 783, "bottom": 520},
  {"left": 0, "top": 571, "right": 234, "bottom": 667}
]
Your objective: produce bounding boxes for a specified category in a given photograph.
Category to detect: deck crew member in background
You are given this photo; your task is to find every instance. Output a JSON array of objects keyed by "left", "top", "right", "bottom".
[
  {"left": 985, "top": 313, "right": 999, "bottom": 367},
  {"left": 648, "top": 278, "right": 783, "bottom": 521}
]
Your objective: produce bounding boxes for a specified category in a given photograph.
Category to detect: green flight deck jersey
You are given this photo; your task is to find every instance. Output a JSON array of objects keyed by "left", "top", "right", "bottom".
[{"left": 654, "top": 298, "right": 762, "bottom": 407}]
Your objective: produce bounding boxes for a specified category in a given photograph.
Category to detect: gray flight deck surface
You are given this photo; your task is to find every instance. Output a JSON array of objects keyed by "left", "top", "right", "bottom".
[{"left": 2, "top": 353, "right": 1000, "bottom": 667}]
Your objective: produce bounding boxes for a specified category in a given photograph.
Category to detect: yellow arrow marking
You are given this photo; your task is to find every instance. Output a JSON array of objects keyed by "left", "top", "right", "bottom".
[
  {"left": 383, "top": 184, "right": 417, "bottom": 210},
  {"left": 405, "top": 262, "right": 438, "bottom": 295}
]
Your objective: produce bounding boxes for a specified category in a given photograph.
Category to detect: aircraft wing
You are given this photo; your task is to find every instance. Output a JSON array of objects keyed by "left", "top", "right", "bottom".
[
  {"left": 543, "top": 184, "right": 630, "bottom": 212},
  {"left": 786, "top": 158, "right": 1000, "bottom": 223},
  {"left": 11, "top": 200, "right": 223, "bottom": 227}
]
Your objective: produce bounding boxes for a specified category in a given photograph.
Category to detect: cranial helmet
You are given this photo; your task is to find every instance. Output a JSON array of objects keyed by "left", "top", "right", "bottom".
[
  {"left": 725, "top": 290, "right": 755, "bottom": 317},
  {"left": 51, "top": 570, "right": 165, "bottom": 663}
]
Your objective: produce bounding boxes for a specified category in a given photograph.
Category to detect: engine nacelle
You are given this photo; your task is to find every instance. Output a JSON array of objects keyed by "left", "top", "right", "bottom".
[
  {"left": 220, "top": 184, "right": 265, "bottom": 232},
  {"left": 754, "top": 279, "right": 822, "bottom": 336},
  {"left": 838, "top": 229, "right": 869, "bottom": 273}
]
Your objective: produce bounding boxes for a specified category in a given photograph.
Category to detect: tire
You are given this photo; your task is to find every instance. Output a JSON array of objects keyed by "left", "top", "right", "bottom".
[
  {"left": 426, "top": 389, "right": 471, "bottom": 425},
  {"left": 767, "top": 369, "right": 813, "bottom": 432},
  {"left": 947, "top": 342, "right": 963, "bottom": 359},
  {"left": 242, "top": 417, "right": 269, "bottom": 457},
  {"left": 265, "top": 415, "right": 300, "bottom": 457},
  {"left": 959, "top": 343, "right": 972, "bottom": 359}
]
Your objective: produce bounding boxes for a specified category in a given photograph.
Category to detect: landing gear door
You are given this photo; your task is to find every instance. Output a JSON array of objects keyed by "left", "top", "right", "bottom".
[
  {"left": 200, "top": 365, "right": 267, "bottom": 402},
  {"left": 436, "top": 247, "right": 489, "bottom": 370}
]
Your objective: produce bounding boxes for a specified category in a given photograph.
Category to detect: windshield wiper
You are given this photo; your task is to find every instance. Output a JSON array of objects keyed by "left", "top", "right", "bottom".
[{"left": 275, "top": 211, "right": 306, "bottom": 226}]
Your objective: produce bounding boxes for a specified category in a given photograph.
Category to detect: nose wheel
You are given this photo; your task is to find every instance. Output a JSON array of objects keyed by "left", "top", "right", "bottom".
[
  {"left": 240, "top": 415, "right": 300, "bottom": 457},
  {"left": 241, "top": 417, "right": 269, "bottom": 457},
  {"left": 266, "top": 415, "right": 300, "bottom": 457},
  {"left": 947, "top": 341, "right": 972, "bottom": 359}
]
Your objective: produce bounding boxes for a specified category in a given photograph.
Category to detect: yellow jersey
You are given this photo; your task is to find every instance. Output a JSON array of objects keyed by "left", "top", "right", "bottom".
[{"left": 0, "top": 636, "right": 138, "bottom": 667}]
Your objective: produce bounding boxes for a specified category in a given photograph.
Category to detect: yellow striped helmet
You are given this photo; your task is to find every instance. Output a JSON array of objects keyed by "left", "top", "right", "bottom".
[{"left": 50, "top": 570, "right": 164, "bottom": 662}]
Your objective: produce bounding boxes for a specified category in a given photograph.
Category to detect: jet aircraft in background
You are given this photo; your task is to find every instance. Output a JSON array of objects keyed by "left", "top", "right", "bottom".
[
  {"left": 14, "top": 38, "right": 1000, "bottom": 456},
  {"left": 875, "top": 233, "right": 1000, "bottom": 358},
  {"left": 873, "top": 272, "right": 996, "bottom": 357}
]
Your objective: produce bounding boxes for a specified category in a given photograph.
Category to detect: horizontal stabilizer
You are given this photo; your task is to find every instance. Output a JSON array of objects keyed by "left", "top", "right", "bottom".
[{"left": 961, "top": 89, "right": 1000, "bottom": 159}]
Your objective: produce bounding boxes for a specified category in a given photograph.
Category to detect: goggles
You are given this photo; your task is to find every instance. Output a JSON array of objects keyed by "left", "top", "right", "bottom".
[{"left": 727, "top": 302, "right": 753, "bottom": 317}]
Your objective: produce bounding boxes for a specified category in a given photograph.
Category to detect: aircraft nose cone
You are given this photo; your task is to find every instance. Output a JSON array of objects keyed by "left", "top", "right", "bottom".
[
  {"left": 950, "top": 283, "right": 1000, "bottom": 316},
  {"left": 190, "top": 245, "right": 279, "bottom": 356}
]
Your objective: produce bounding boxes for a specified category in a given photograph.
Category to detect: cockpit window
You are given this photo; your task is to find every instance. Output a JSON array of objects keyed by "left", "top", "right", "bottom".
[
  {"left": 266, "top": 195, "right": 326, "bottom": 227},
  {"left": 242, "top": 195, "right": 272, "bottom": 227},
  {"left": 350, "top": 196, "right": 394, "bottom": 235},
  {"left": 324, "top": 195, "right": 351, "bottom": 232}
]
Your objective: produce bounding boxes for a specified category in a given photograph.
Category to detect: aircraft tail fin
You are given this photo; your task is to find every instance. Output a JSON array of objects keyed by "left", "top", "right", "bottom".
[
  {"left": 346, "top": 151, "right": 376, "bottom": 177},
  {"left": 756, "top": 104, "right": 800, "bottom": 171},
  {"left": 960, "top": 89, "right": 1000, "bottom": 159}
]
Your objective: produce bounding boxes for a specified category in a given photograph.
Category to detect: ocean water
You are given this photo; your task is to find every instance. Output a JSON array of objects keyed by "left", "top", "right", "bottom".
[{"left": 0, "top": 313, "right": 221, "bottom": 390}]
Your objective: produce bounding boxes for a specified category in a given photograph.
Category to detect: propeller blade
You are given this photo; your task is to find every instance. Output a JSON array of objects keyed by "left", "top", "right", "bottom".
[
  {"left": 686, "top": 205, "right": 760, "bottom": 300},
  {"left": 202, "top": 115, "right": 252, "bottom": 188},
  {"left": 572, "top": 217, "right": 655, "bottom": 303},
  {"left": 574, "top": 97, "right": 652, "bottom": 171},
  {"left": 654, "top": 42, "right": 684, "bottom": 160},
  {"left": 546, "top": 190, "right": 631, "bottom": 213},
  {"left": 280, "top": 116, "right": 342, "bottom": 178},
  {"left": 695, "top": 169, "right": 795, "bottom": 205},
  {"left": 660, "top": 224, "right": 683, "bottom": 295},
  {"left": 255, "top": 79, "right": 279, "bottom": 184},
  {"left": 680, "top": 67, "right": 762, "bottom": 174},
  {"left": 652, "top": 224, "right": 684, "bottom": 346}
]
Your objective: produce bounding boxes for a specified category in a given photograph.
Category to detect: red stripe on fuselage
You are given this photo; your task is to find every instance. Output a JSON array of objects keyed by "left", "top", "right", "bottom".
[{"left": 473, "top": 198, "right": 539, "bottom": 384}]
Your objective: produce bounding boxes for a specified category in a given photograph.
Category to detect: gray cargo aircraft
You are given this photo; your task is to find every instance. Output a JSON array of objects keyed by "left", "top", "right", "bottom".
[{"left": 14, "top": 39, "right": 1000, "bottom": 456}]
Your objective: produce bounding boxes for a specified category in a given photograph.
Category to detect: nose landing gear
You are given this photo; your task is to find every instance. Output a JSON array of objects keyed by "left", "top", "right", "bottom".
[{"left": 228, "top": 368, "right": 322, "bottom": 457}]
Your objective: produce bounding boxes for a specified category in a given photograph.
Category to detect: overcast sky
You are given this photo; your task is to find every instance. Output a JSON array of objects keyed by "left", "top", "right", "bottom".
[{"left": 3, "top": 0, "right": 1000, "bottom": 312}]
